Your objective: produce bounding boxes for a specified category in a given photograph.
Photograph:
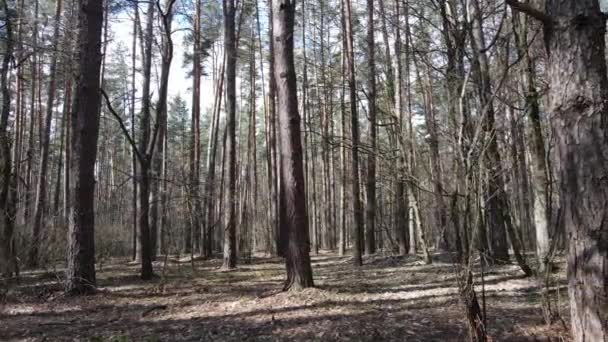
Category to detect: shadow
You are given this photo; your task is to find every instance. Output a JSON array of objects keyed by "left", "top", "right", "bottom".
[
  {"left": 2, "top": 252, "right": 570, "bottom": 341},
  {"left": 1, "top": 292, "right": 569, "bottom": 341}
]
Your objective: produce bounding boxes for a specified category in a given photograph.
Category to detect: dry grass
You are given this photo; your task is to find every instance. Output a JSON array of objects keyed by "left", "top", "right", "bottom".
[{"left": 0, "top": 252, "right": 571, "bottom": 341}]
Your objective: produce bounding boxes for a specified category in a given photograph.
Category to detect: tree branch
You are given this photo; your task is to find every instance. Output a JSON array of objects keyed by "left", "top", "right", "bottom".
[
  {"left": 101, "top": 88, "right": 144, "bottom": 165},
  {"left": 505, "top": 0, "right": 552, "bottom": 24}
]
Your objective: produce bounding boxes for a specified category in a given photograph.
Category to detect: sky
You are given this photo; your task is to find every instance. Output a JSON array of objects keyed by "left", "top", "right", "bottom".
[{"left": 110, "top": 12, "right": 217, "bottom": 114}]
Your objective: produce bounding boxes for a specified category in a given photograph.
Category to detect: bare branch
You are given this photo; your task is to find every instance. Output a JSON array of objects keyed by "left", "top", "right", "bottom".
[
  {"left": 505, "top": 0, "right": 552, "bottom": 24},
  {"left": 101, "top": 88, "right": 144, "bottom": 165}
]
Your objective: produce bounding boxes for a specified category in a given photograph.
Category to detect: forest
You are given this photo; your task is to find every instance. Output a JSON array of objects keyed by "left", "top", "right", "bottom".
[{"left": 0, "top": 0, "right": 607, "bottom": 340}]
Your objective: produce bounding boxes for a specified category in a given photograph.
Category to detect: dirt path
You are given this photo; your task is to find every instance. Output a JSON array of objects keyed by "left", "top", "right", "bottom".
[{"left": 1, "top": 252, "right": 571, "bottom": 341}]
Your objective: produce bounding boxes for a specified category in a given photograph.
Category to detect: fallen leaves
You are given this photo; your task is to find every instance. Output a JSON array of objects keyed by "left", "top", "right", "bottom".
[{"left": 0, "top": 252, "right": 570, "bottom": 341}]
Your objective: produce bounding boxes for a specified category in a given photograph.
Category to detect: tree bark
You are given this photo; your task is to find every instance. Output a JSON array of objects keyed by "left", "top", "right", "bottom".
[
  {"left": 222, "top": 0, "right": 238, "bottom": 269},
  {"left": 546, "top": 1, "right": 607, "bottom": 340},
  {"left": 343, "top": 0, "right": 364, "bottom": 267},
  {"left": 272, "top": 0, "right": 314, "bottom": 290},
  {"left": 24, "top": 0, "right": 39, "bottom": 229},
  {"left": 151, "top": 0, "right": 175, "bottom": 258},
  {"left": 364, "top": 0, "right": 377, "bottom": 255},
  {"left": 468, "top": 0, "right": 509, "bottom": 264},
  {"left": 0, "top": 0, "right": 16, "bottom": 277},
  {"left": 137, "top": 0, "right": 155, "bottom": 279},
  {"left": 508, "top": 1, "right": 608, "bottom": 338},
  {"left": 130, "top": 0, "right": 138, "bottom": 261},
  {"left": 29, "top": 0, "right": 63, "bottom": 268},
  {"left": 512, "top": 10, "right": 551, "bottom": 273},
  {"left": 65, "top": 0, "right": 104, "bottom": 295}
]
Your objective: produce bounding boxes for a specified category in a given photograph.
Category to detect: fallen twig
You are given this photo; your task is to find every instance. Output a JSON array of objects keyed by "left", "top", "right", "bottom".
[{"left": 141, "top": 304, "right": 168, "bottom": 317}]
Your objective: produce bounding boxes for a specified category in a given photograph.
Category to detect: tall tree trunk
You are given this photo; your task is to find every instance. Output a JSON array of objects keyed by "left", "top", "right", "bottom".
[
  {"left": 300, "top": 0, "right": 313, "bottom": 255},
  {"left": 65, "top": 0, "right": 104, "bottom": 294},
  {"left": 0, "top": 0, "right": 16, "bottom": 277},
  {"left": 204, "top": 58, "right": 224, "bottom": 257},
  {"left": 390, "top": 0, "right": 409, "bottom": 256},
  {"left": 468, "top": 0, "right": 509, "bottom": 265},
  {"left": 272, "top": 0, "right": 314, "bottom": 290},
  {"left": 403, "top": 0, "right": 423, "bottom": 260},
  {"left": 507, "top": 0, "right": 608, "bottom": 339},
  {"left": 137, "top": 0, "right": 155, "bottom": 279},
  {"left": 12, "top": 0, "right": 24, "bottom": 242},
  {"left": 364, "top": 0, "right": 377, "bottom": 255},
  {"left": 29, "top": 0, "right": 63, "bottom": 268},
  {"left": 344, "top": 0, "right": 363, "bottom": 267},
  {"left": 53, "top": 83, "right": 68, "bottom": 217},
  {"left": 267, "top": 0, "right": 280, "bottom": 257},
  {"left": 222, "top": 0, "right": 238, "bottom": 269},
  {"left": 186, "top": 0, "right": 202, "bottom": 255},
  {"left": 24, "top": 0, "right": 39, "bottom": 229},
  {"left": 151, "top": 0, "right": 175, "bottom": 258},
  {"left": 420, "top": 57, "right": 448, "bottom": 252},
  {"left": 130, "top": 0, "right": 138, "bottom": 261},
  {"left": 512, "top": 10, "right": 551, "bottom": 273},
  {"left": 338, "top": 0, "right": 347, "bottom": 256}
]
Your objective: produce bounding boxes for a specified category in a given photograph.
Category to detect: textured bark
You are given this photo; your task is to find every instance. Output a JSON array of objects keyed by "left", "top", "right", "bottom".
[
  {"left": 186, "top": 0, "right": 202, "bottom": 255},
  {"left": 12, "top": 0, "right": 24, "bottom": 247},
  {"left": 545, "top": 2, "right": 607, "bottom": 340},
  {"left": 204, "top": 60, "right": 224, "bottom": 257},
  {"left": 0, "top": 0, "right": 16, "bottom": 277},
  {"left": 24, "top": 0, "right": 38, "bottom": 229},
  {"left": 65, "top": 0, "right": 103, "bottom": 295},
  {"left": 391, "top": 0, "right": 409, "bottom": 256},
  {"left": 63, "top": 51, "right": 73, "bottom": 226},
  {"left": 402, "top": 0, "right": 423, "bottom": 260},
  {"left": 512, "top": 11, "right": 551, "bottom": 273},
  {"left": 364, "top": 0, "right": 376, "bottom": 255},
  {"left": 151, "top": 0, "right": 175, "bottom": 258},
  {"left": 130, "top": 1, "right": 138, "bottom": 261},
  {"left": 29, "top": 0, "right": 63, "bottom": 268},
  {"left": 343, "top": 0, "right": 363, "bottom": 266},
  {"left": 301, "top": 0, "right": 314, "bottom": 255},
  {"left": 272, "top": 0, "right": 314, "bottom": 290},
  {"left": 461, "top": 269, "right": 487, "bottom": 342},
  {"left": 468, "top": 0, "right": 509, "bottom": 264},
  {"left": 268, "top": 0, "right": 280, "bottom": 257},
  {"left": 508, "top": 1, "right": 608, "bottom": 339},
  {"left": 137, "top": 0, "right": 155, "bottom": 279},
  {"left": 338, "top": 0, "right": 347, "bottom": 256},
  {"left": 53, "top": 81, "right": 68, "bottom": 217},
  {"left": 222, "top": 0, "right": 237, "bottom": 269}
]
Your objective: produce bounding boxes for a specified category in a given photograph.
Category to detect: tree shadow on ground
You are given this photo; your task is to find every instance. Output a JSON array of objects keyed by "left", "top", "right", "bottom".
[
  {"left": 1, "top": 252, "right": 570, "bottom": 341},
  {"left": 1, "top": 292, "right": 569, "bottom": 341}
]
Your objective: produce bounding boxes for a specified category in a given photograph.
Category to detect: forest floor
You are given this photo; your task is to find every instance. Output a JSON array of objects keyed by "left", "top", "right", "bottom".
[{"left": 1, "top": 251, "right": 571, "bottom": 341}]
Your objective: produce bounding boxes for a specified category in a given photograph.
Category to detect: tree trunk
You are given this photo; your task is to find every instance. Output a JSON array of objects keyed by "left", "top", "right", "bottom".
[
  {"left": 512, "top": 10, "right": 551, "bottom": 273},
  {"left": 204, "top": 59, "right": 224, "bottom": 257},
  {"left": 29, "top": 0, "right": 63, "bottom": 268},
  {"left": 390, "top": 0, "right": 409, "bottom": 256},
  {"left": 151, "top": 0, "right": 175, "bottom": 259},
  {"left": 343, "top": 0, "right": 364, "bottom": 267},
  {"left": 186, "top": 0, "right": 202, "bottom": 255},
  {"left": 130, "top": 0, "right": 138, "bottom": 261},
  {"left": 272, "top": 0, "right": 314, "bottom": 290},
  {"left": 24, "top": 0, "right": 38, "bottom": 229},
  {"left": 338, "top": 0, "right": 347, "bottom": 256},
  {"left": 65, "top": 0, "right": 104, "bottom": 295},
  {"left": 468, "top": 0, "right": 509, "bottom": 264},
  {"left": 267, "top": 0, "right": 280, "bottom": 257},
  {"left": 137, "top": 0, "right": 155, "bottom": 279},
  {"left": 364, "top": 0, "right": 377, "bottom": 255},
  {"left": 540, "top": 1, "right": 607, "bottom": 339},
  {"left": 0, "top": 0, "right": 16, "bottom": 277},
  {"left": 222, "top": 0, "right": 238, "bottom": 269}
]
